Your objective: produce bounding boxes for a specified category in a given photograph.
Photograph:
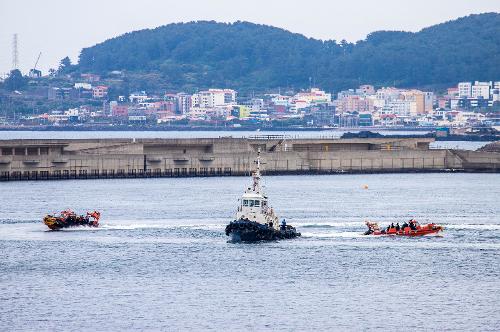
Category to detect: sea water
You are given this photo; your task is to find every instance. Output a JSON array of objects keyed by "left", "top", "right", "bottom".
[{"left": 0, "top": 173, "right": 499, "bottom": 331}]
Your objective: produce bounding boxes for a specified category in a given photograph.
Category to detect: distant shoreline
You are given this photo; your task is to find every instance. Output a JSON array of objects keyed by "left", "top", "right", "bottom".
[
  {"left": 0, "top": 125, "right": 434, "bottom": 132},
  {"left": 0, "top": 126, "right": 498, "bottom": 142}
]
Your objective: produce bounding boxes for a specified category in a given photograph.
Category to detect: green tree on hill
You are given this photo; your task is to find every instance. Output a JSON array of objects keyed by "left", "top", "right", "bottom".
[
  {"left": 57, "top": 56, "right": 74, "bottom": 75},
  {"left": 3, "top": 69, "right": 28, "bottom": 91},
  {"left": 75, "top": 13, "right": 500, "bottom": 92}
]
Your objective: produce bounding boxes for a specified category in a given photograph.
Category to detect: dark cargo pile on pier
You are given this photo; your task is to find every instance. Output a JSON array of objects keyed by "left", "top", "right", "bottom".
[{"left": 478, "top": 142, "right": 500, "bottom": 153}]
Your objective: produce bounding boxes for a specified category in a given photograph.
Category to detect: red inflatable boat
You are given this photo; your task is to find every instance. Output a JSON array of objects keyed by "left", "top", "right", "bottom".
[{"left": 364, "top": 220, "right": 443, "bottom": 236}]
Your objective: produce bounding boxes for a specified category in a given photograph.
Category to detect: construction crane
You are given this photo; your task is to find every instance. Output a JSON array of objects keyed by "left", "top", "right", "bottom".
[{"left": 29, "top": 52, "right": 42, "bottom": 78}]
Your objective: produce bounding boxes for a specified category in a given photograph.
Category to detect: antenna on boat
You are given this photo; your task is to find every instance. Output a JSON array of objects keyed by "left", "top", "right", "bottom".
[
  {"left": 257, "top": 147, "right": 261, "bottom": 172},
  {"left": 252, "top": 147, "right": 262, "bottom": 192}
]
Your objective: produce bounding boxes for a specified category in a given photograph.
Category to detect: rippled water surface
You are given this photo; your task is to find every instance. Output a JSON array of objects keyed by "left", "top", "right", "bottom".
[{"left": 1, "top": 173, "right": 499, "bottom": 331}]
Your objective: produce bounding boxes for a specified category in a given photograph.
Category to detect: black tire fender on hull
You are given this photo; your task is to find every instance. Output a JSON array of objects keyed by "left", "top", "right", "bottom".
[{"left": 226, "top": 219, "right": 300, "bottom": 242}]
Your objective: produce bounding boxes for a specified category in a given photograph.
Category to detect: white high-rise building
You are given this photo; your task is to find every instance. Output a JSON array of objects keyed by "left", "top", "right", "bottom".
[
  {"left": 191, "top": 94, "right": 200, "bottom": 108},
  {"left": 191, "top": 89, "right": 236, "bottom": 109},
  {"left": 384, "top": 100, "right": 416, "bottom": 117},
  {"left": 424, "top": 92, "right": 434, "bottom": 113},
  {"left": 294, "top": 88, "right": 331, "bottom": 104},
  {"left": 376, "top": 87, "right": 401, "bottom": 101},
  {"left": 176, "top": 93, "right": 191, "bottom": 114},
  {"left": 471, "top": 81, "right": 491, "bottom": 99},
  {"left": 458, "top": 82, "right": 472, "bottom": 98},
  {"left": 222, "top": 89, "right": 237, "bottom": 104}
]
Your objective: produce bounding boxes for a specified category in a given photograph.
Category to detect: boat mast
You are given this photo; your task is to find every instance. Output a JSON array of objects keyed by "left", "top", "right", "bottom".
[{"left": 252, "top": 148, "right": 262, "bottom": 192}]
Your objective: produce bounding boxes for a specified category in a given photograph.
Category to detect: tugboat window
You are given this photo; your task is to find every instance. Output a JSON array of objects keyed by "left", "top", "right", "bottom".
[
  {"left": 243, "top": 200, "right": 249, "bottom": 206},
  {"left": 254, "top": 200, "right": 260, "bottom": 207},
  {"left": 249, "top": 200, "right": 255, "bottom": 207}
]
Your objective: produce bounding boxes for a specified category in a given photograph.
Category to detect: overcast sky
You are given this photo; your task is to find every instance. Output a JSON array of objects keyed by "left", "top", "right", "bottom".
[{"left": 0, "top": 0, "right": 499, "bottom": 75}]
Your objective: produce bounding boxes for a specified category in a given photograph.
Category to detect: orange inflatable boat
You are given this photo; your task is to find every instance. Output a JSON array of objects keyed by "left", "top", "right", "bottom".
[{"left": 364, "top": 220, "right": 443, "bottom": 236}]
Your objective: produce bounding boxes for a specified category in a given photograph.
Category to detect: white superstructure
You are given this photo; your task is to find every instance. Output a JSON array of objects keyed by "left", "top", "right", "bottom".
[{"left": 235, "top": 149, "right": 279, "bottom": 229}]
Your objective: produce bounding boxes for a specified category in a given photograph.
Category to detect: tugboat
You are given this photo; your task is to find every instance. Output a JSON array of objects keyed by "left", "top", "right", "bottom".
[
  {"left": 43, "top": 210, "right": 101, "bottom": 230},
  {"left": 225, "top": 149, "right": 301, "bottom": 242},
  {"left": 364, "top": 219, "right": 443, "bottom": 237}
]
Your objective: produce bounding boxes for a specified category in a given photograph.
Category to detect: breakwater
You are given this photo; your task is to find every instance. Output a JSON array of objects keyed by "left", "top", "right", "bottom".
[{"left": 0, "top": 136, "right": 498, "bottom": 181}]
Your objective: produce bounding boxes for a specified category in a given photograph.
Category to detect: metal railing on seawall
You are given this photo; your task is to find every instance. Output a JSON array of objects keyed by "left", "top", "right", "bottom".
[
  {"left": 4, "top": 167, "right": 495, "bottom": 182},
  {"left": 0, "top": 167, "right": 234, "bottom": 182},
  {"left": 246, "top": 134, "right": 341, "bottom": 140}
]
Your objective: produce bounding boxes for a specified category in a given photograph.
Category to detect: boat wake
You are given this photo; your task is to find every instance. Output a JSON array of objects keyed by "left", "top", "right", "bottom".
[
  {"left": 300, "top": 223, "right": 346, "bottom": 229},
  {"left": 296, "top": 221, "right": 500, "bottom": 231},
  {"left": 301, "top": 231, "right": 365, "bottom": 238},
  {"left": 443, "top": 224, "right": 500, "bottom": 230},
  {"left": 0, "top": 219, "right": 39, "bottom": 225},
  {"left": 2, "top": 216, "right": 499, "bottom": 247},
  {"left": 99, "top": 221, "right": 224, "bottom": 231}
]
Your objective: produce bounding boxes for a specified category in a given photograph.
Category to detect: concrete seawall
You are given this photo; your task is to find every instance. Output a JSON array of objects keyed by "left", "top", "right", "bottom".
[{"left": 0, "top": 137, "right": 498, "bottom": 181}]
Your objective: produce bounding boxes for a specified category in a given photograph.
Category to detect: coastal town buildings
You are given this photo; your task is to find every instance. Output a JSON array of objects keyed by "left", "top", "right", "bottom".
[
  {"left": 92, "top": 86, "right": 108, "bottom": 99},
  {"left": 191, "top": 89, "right": 237, "bottom": 109},
  {"left": 129, "top": 91, "right": 148, "bottom": 103},
  {"left": 5, "top": 72, "right": 499, "bottom": 129},
  {"left": 176, "top": 93, "right": 192, "bottom": 114}
]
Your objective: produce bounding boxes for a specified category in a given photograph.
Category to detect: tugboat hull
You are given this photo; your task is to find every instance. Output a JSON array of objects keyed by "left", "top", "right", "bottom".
[{"left": 225, "top": 220, "right": 300, "bottom": 242}]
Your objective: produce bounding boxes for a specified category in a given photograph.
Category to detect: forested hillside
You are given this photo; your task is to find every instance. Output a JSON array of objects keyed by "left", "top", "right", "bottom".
[{"left": 75, "top": 13, "right": 500, "bottom": 92}]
